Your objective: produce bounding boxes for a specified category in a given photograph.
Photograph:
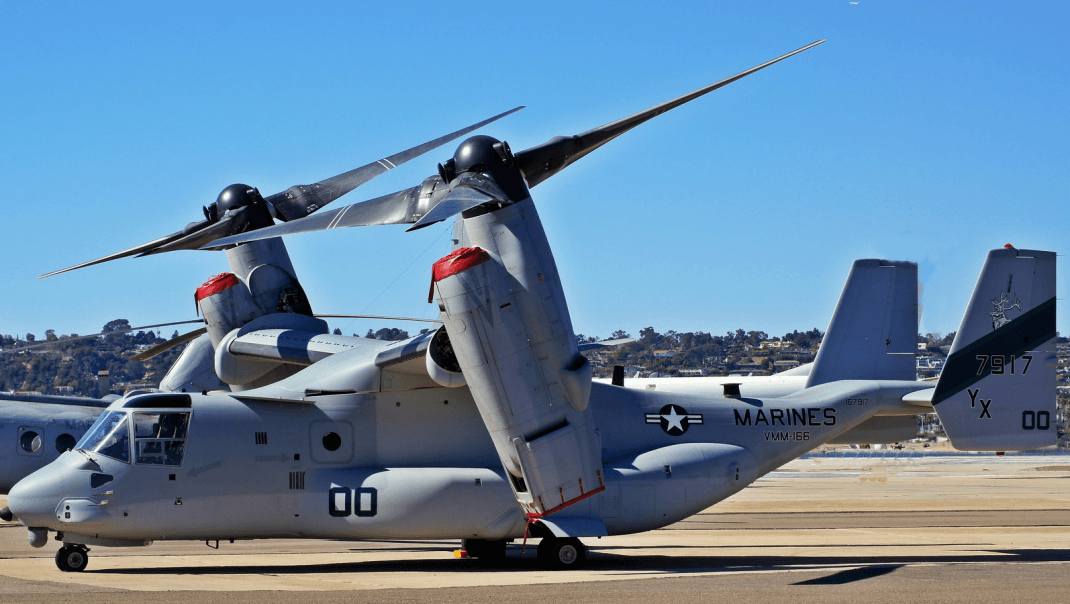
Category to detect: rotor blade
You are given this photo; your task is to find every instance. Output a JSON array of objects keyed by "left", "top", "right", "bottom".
[
  {"left": 140, "top": 210, "right": 247, "bottom": 255},
  {"left": 202, "top": 184, "right": 428, "bottom": 249},
  {"left": 130, "top": 327, "right": 208, "bottom": 361},
  {"left": 0, "top": 320, "right": 204, "bottom": 355},
  {"left": 43, "top": 108, "right": 523, "bottom": 277},
  {"left": 38, "top": 227, "right": 196, "bottom": 279},
  {"left": 406, "top": 175, "right": 507, "bottom": 231},
  {"left": 267, "top": 106, "right": 525, "bottom": 222},
  {"left": 204, "top": 172, "right": 507, "bottom": 245},
  {"left": 200, "top": 44, "right": 823, "bottom": 248},
  {"left": 514, "top": 40, "right": 825, "bottom": 188}
]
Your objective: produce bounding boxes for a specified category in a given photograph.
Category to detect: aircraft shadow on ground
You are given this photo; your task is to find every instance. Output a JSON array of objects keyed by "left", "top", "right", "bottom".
[
  {"left": 792, "top": 565, "right": 902, "bottom": 585},
  {"left": 89, "top": 547, "right": 1070, "bottom": 577}
]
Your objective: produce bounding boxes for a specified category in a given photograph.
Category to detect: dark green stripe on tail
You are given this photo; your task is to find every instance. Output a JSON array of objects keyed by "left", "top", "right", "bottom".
[{"left": 932, "top": 296, "right": 1056, "bottom": 405}]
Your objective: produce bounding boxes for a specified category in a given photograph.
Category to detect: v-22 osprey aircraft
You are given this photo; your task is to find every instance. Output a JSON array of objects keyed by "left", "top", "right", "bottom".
[
  {"left": 0, "top": 105, "right": 527, "bottom": 497},
  {"left": 6, "top": 41, "right": 1057, "bottom": 572}
]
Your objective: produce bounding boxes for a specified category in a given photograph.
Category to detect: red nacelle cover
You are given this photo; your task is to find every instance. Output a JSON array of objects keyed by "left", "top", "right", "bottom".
[
  {"left": 431, "top": 247, "right": 491, "bottom": 283},
  {"left": 195, "top": 273, "right": 239, "bottom": 302}
]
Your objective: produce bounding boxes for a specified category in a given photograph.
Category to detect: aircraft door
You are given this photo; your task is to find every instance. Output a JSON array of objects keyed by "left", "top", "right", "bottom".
[
  {"left": 17, "top": 426, "right": 45, "bottom": 457},
  {"left": 120, "top": 411, "right": 193, "bottom": 532}
]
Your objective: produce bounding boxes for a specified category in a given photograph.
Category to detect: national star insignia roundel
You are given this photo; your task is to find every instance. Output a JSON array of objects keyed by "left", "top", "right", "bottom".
[{"left": 645, "top": 404, "right": 704, "bottom": 436}]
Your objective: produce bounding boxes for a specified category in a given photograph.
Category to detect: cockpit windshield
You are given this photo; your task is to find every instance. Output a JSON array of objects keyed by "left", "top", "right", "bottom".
[
  {"left": 132, "top": 412, "right": 190, "bottom": 466},
  {"left": 76, "top": 411, "right": 130, "bottom": 463}
]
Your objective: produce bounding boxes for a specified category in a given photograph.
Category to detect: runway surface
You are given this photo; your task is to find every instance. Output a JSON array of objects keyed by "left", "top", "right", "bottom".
[{"left": 1, "top": 453, "right": 1068, "bottom": 603}]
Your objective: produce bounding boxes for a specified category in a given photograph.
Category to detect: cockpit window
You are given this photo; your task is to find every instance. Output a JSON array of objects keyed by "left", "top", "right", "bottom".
[
  {"left": 76, "top": 411, "right": 130, "bottom": 463},
  {"left": 133, "top": 412, "right": 190, "bottom": 466}
]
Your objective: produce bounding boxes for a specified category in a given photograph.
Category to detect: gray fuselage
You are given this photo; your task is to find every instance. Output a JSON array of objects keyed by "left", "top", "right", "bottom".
[{"left": 9, "top": 379, "right": 920, "bottom": 545}]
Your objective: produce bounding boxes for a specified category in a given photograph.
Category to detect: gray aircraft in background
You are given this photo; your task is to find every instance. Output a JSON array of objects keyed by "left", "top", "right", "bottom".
[
  {"left": 3, "top": 41, "right": 1057, "bottom": 573},
  {"left": 0, "top": 324, "right": 222, "bottom": 497}
]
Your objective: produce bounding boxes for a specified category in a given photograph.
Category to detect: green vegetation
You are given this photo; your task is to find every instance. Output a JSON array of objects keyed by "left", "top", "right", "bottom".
[
  {"left": 3, "top": 319, "right": 1064, "bottom": 399},
  {"left": 0, "top": 320, "right": 183, "bottom": 396},
  {"left": 582, "top": 327, "right": 825, "bottom": 378},
  {"left": 0, "top": 321, "right": 418, "bottom": 397}
]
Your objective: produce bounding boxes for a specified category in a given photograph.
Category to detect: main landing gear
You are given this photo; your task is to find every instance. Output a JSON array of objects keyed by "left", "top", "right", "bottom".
[
  {"left": 537, "top": 537, "right": 587, "bottom": 570},
  {"left": 458, "top": 537, "right": 589, "bottom": 569},
  {"left": 55, "top": 544, "right": 89, "bottom": 572}
]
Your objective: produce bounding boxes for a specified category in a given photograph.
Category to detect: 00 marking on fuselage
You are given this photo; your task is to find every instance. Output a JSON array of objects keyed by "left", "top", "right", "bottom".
[{"left": 328, "top": 485, "right": 378, "bottom": 518}]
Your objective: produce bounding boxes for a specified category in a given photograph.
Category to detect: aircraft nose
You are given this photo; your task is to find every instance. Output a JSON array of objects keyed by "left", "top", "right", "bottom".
[
  {"left": 8, "top": 473, "right": 54, "bottom": 528},
  {"left": 7, "top": 460, "right": 79, "bottom": 529}
]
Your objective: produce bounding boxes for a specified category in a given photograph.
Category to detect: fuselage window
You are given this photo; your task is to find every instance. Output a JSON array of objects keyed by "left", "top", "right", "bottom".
[
  {"left": 133, "top": 412, "right": 190, "bottom": 467},
  {"left": 19, "top": 430, "right": 41, "bottom": 453},
  {"left": 322, "top": 432, "right": 342, "bottom": 452},
  {"left": 55, "top": 433, "right": 77, "bottom": 453},
  {"left": 77, "top": 411, "right": 131, "bottom": 463}
]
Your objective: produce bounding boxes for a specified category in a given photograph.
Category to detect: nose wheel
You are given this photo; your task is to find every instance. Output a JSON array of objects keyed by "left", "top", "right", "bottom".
[{"left": 55, "top": 545, "right": 89, "bottom": 572}]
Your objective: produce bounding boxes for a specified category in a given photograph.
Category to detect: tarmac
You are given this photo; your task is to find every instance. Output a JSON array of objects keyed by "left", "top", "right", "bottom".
[{"left": 1, "top": 449, "right": 1068, "bottom": 603}]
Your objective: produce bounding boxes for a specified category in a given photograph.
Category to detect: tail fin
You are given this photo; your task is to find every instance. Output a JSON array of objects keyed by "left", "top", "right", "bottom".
[
  {"left": 932, "top": 247, "right": 1057, "bottom": 451},
  {"left": 806, "top": 259, "right": 918, "bottom": 387}
]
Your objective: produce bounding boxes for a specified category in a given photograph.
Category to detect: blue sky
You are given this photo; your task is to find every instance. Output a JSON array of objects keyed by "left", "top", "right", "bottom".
[{"left": 2, "top": 1, "right": 1066, "bottom": 343}]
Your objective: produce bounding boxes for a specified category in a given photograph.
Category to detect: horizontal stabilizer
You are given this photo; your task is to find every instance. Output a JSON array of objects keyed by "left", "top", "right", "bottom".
[
  {"left": 826, "top": 416, "right": 919, "bottom": 445},
  {"left": 932, "top": 248, "right": 1057, "bottom": 451},
  {"left": 901, "top": 388, "right": 935, "bottom": 407}
]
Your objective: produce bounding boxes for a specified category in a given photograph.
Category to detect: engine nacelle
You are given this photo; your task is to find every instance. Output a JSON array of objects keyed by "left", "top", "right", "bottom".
[
  {"left": 196, "top": 273, "right": 258, "bottom": 349},
  {"left": 215, "top": 313, "right": 329, "bottom": 389},
  {"left": 424, "top": 326, "right": 466, "bottom": 388},
  {"left": 195, "top": 265, "right": 313, "bottom": 351},
  {"left": 431, "top": 198, "right": 603, "bottom": 517}
]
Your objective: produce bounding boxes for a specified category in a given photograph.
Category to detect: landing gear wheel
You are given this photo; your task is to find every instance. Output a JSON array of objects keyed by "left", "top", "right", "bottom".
[
  {"left": 537, "top": 537, "right": 586, "bottom": 570},
  {"left": 55, "top": 545, "right": 89, "bottom": 572}
]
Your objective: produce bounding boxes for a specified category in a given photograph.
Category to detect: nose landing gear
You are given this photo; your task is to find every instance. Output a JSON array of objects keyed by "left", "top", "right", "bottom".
[{"left": 55, "top": 544, "right": 89, "bottom": 572}]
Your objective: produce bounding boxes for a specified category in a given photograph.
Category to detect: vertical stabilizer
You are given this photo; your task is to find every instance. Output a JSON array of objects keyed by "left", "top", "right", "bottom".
[
  {"left": 805, "top": 260, "right": 918, "bottom": 388},
  {"left": 932, "top": 248, "right": 1057, "bottom": 451}
]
